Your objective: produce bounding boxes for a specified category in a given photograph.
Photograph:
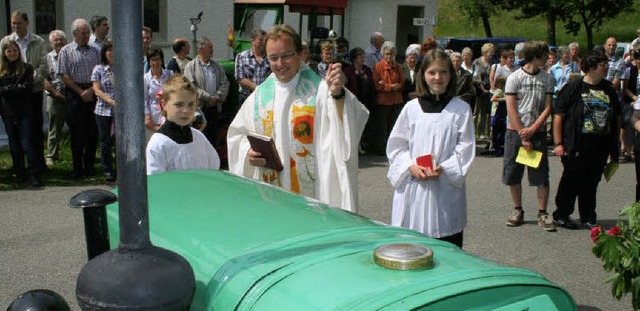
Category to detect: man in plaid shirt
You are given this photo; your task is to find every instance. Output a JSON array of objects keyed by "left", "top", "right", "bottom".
[
  {"left": 234, "top": 28, "right": 271, "bottom": 104},
  {"left": 604, "top": 37, "right": 626, "bottom": 90},
  {"left": 58, "top": 19, "right": 100, "bottom": 178}
]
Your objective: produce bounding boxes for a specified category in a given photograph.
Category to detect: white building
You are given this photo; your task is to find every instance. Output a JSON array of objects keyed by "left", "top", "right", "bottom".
[{"left": 0, "top": 0, "right": 437, "bottom": 146}]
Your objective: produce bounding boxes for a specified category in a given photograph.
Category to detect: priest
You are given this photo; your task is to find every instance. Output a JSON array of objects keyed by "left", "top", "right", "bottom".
[{"left": 227, "top": 24, "right": 369, "bottom": 213}]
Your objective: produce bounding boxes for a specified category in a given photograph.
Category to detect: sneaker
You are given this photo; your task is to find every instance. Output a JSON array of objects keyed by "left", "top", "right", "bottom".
[
  {"left": 537, "top": 214, "right": 556, "bottom": 232},
  {"left": 554, "top": 217, "right": 578, "bottom": 229},
  {"left": 582, "top": 221, "right": 599, "bottom": 229},
  {"left": 506, "top": 209, "right": 524, "bottom": 227}
]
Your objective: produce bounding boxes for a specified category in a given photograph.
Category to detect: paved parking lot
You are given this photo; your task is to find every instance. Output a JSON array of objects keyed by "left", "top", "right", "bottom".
[{"left": 1, "top": 149, "right": 634, "bottom": 310}]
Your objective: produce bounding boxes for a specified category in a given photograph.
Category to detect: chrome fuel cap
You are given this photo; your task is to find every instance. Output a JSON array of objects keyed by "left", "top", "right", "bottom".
[{"left": 374, "top": 243, "right": 433, "bottom": 270}]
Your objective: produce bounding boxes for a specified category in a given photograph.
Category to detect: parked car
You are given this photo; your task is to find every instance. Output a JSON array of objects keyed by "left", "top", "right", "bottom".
[
  {"left": 617, "top": 42, "right": 631, "bottom": 61},
  {"left": 105, "top": 170, "right": 577, "bottom": 310}
]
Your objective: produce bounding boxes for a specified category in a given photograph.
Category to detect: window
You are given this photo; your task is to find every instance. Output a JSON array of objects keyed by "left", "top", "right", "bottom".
[
  {"left": 144, "top": 0, "right": 160, "bottom": 33},
  {"left": 35, "top": 0, "right": 57, "bottom": 34},
  {"left": 143, "top": 0, "right": 168, "bottom": 42}
]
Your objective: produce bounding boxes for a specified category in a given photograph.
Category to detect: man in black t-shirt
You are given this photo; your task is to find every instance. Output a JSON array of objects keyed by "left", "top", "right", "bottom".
[{"left": 552, "top": 50, "right": 621, "bottom": 229}]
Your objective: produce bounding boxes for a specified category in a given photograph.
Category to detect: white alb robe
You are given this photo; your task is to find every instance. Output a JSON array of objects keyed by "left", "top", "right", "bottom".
[
  {"left": 387, "top": 97, "right": 475, "bottom": 238},
  {"left": 227, "top": 65, "right": 369, "bottom": 212},
  {"left": 146, "top": 128, "right": 221, "bottom": 175}
]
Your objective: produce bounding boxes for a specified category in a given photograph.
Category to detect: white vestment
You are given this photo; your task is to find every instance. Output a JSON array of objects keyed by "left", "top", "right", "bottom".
[
  {"left": 227, "top": 65, "right": 369, "bottom": 212},
  {"left": 146, "top": 128, "right": 220, "bottom": 175},
  {"left": 387, "top": 97, "right": 475, "bottom": 238}
]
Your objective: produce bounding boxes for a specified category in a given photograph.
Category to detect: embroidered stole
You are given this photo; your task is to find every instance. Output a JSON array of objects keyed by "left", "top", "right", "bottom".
[{"left": 253, "top": 67, "right": 321, "bottom": 198}]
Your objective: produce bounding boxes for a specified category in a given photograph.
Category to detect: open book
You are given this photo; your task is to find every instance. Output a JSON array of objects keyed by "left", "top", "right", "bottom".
[{"left": 247, "top": 132, "right": 283, "bottom": 172}]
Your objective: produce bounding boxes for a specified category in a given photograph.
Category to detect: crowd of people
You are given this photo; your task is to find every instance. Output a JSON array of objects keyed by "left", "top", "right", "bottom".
[
  {"left": 1, "top": 8, "right": 638, "bottom": 249},
  {"left": 0, "top": 11, "right": 233, "bottom": 186}
]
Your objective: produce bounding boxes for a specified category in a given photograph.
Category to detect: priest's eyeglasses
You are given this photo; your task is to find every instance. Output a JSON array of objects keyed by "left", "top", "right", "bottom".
[{"left": 267, "top": 53, "right": 296, "bottom": 63}]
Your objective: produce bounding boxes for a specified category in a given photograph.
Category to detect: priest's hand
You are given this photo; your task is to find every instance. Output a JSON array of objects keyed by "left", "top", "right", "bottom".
[
  {"left": 248, "top": 148, "right": 267, "bottom": 167},
  {"left": 326, "top": 62, "right": 345, "bottom": 96}
]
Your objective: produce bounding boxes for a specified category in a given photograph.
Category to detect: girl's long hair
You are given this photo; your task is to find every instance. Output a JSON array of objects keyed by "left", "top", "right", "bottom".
[
  {"left": 415, "top": 48, "right": 457, "bottom": 98},
  {"left": 0, "top": 40, "right": 25, "bottom": 77}
]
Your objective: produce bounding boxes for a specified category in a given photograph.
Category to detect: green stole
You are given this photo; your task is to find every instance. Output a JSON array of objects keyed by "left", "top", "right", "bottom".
[{"left": 252, "top": 66, "right": 321, "bottom": 197}]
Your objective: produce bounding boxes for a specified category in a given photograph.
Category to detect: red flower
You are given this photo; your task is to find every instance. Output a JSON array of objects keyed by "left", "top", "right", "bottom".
[
  {"left": 591, "top": 226, "right": 602, "bottom": 243},
  {"left": 607, "top": 226, "right": 621, "bottom": 236}
]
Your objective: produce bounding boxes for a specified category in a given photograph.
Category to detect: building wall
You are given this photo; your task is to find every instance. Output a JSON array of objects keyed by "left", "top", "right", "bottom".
[
  {"left": 164, "top": 2, "right": 235, "bottom": 60},
  {"left": 7, "top": 0, "right": 436, "bottom": 62},
  {"left": 346, "top": 0, "right": 437, "bottom": 54},
  {"left": 9, "top": 1, "right": 234, "bottom": 61}
]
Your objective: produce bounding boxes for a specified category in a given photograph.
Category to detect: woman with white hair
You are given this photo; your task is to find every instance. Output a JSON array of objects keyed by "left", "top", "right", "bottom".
[
  {"left": 373, "top": 41, "right": 405, "bottom": 155},
  {"left": 451, "top": 52, "right": 475, "bottom": 106},
  {"left": 569, "top": 42, "right": 581, "bottom": 71},
  {"left": 461, "top": 47, "right": 474, "bottom": 74},
  {"left": 402, "top": 44, "right": 421, "bottom": 103}
]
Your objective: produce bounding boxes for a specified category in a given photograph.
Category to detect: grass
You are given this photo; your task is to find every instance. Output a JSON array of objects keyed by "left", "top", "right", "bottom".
[
  {"left": 0, "top": 133, "right": 108, "bottom": 191},
  {"left": 437, "top": 0, "right": 639, "bottom": 48}
]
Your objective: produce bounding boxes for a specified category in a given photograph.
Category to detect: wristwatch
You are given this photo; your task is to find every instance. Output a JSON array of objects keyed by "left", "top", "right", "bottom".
[
  {"left": 330, "top": 87, "right": 346, "bottom": 100},
  {"left": 554, "top": 142, "right": 563, "bottom": 148}
]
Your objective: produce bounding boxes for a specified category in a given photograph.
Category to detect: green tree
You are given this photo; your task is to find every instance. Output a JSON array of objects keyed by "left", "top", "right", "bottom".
[
  {"left": 458, "top": 0, "right": 504, "bottom": 38},
  {"left": 561, "top": 0, "right": 634, "bottom": 49},
  {"left": 502, "top": 0, "right": 567, "bottom": 46}
]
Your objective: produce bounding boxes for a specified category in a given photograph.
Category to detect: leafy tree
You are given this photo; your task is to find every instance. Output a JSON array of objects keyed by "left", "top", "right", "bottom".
[
  {"left": 502, "top": 0, "right": 567, "bottom": 46},
  {"left": 458, "top": 0, "right": 504, "bottom": 38},
  {"left": 561, "top": 0, "right": 634, "bottom": 49}
]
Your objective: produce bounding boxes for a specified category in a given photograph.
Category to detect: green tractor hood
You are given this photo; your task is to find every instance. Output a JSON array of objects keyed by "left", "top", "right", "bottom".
[{"left": 106, "top": 170, "right": 576, "bottom": 310}]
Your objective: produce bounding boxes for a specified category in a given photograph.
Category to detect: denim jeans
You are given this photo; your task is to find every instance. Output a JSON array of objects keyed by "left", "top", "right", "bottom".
[
  {"left": 2, "top": 114, "right": 39, "bottom": 177},
  {"left": 95, "top": 114, "right": 114, "bottom": 174}
]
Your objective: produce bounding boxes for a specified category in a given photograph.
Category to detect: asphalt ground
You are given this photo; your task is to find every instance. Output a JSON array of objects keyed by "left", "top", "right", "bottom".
[{"left": 1, "top": 145, "right": 635, "bottom": 310}]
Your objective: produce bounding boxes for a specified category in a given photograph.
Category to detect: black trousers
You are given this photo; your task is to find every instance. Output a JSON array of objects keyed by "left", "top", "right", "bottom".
[
  {"left": 372, "top": 103, "right": 403, "bottom": 154},
  {"left": 201, "top": 106, "right": 219, "bottom": 149},
  {"left": 66, "top": 89, "right": 98, "bottom": 174},
  {"left": 31, "top": 91, "right": 46, "bottom": 170},
  {"left": 437, "top": 231, "right": 463, "bottom": 248},
  {"left": 553, "top": 149, "right": 609, "bottom": 223}
]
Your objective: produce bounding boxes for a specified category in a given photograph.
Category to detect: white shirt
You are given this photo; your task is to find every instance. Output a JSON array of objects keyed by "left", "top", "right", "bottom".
[
  {"left": 387, "top": 97, "right": 475, "bottom": 238},
  {"left": 505, "top": 68, "right": 554, "bottom": 129},
  {"left": 199, "top": 59, "right": 217, "bottom": 96},
  {"left": 146, "top": 128, "right": 220, "bottom": 175},
  {"left": 15, "top": 33, "right": 29, "bottom": 63}
]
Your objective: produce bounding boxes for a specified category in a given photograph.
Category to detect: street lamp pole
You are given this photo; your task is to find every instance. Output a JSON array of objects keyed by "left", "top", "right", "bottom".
[{"left": 190, "top": 12, "right": 203, "bottom": 59}]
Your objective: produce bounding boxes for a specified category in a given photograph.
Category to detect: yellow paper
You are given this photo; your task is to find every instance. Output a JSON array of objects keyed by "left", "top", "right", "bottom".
[
  {"left": 603, "top": 162, "right": 618, "bottom": 182},
  {"left": 515, "top": 147, "right": 543, "bottom": 168}
]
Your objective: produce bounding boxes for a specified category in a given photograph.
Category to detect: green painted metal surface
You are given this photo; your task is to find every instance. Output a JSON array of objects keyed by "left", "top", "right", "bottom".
[{"left": 106, "top": 170, "right": 576, "bottom": 310}]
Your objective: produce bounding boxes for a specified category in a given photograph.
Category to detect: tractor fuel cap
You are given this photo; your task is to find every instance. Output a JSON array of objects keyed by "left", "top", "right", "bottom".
[{"left": 374, "top": 243, "right": 433, "bottom": 270}]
